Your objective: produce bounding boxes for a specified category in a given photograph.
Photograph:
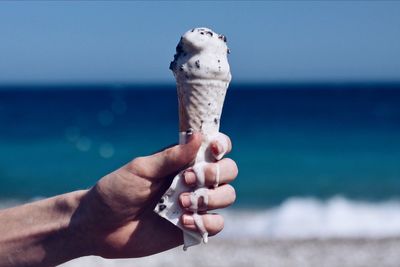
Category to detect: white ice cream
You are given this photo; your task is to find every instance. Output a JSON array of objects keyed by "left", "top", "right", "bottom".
[
  {"left": 171, "top": 28, "right": 231, "bottom": 134},
  {"left": 170, "top": 28, "right": 231, "bottom": 83},
  {"left": 155, "top": 27, "right": 231, "bottom": 250}
]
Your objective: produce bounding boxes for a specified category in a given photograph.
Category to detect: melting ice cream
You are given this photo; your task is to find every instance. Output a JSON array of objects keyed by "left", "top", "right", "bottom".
[{"left": 155, "top": 27, "right": 231, "bottom": 250}]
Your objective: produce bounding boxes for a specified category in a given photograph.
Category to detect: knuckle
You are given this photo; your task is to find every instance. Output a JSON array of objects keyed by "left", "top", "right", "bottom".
[
  {"left": 127, "top": 157, "right": 143, "bottom": 171},
  {"left": 205, "top": 163, "right": 216, "bottom": 182},
  {"left": 219, "top": 132, "right": 232, "bottom": 151},
  {"left": 135, "top": 186, "right": 152, "bottom": 200},
  {"left": 163, "top": 146, "right": 181, "bottom": 166},
  {"left": 127, "top": 156, "right": 149, "bottom": 177},
  {"left": 161, "top": 149, "right": 173, "bottom": 165},
  {"left": 164, "top": 147, "right": 175, "bottom": 159}
]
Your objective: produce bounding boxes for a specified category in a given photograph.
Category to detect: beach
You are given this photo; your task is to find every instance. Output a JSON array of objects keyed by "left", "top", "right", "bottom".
[{"left": 60, "top": 238, "right": 400, "bottom": 267}]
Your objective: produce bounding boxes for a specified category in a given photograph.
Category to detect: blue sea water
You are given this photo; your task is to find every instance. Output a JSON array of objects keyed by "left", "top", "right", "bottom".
[
  {"left": 1, "top": 83, "right": 400, "bottom": 202},
  {"left": 1, "top": 83, "right": 400, "bottom": 238}
]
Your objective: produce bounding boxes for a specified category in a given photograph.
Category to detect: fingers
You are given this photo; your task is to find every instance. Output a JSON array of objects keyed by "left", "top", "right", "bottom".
[
  {"left": 180, "top": 184, "right": 236, "bottom": 211},
  {"left": 126, "top": 132, "right": 202, "bottom": 180},
  {"left": 209, "top": 132, "right": 232, "bottom": 160},
  {"left": 183, "top": 158, "right": 238, "bottom": 187},
  {"left": 177, "top": 133, "right": 232, "bottom": 241},
  {"left": 181, "top": 213, "right": 224, "bottom": 236}
]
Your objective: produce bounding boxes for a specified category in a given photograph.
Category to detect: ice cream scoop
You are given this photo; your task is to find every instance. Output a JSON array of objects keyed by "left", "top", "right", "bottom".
[{"left": 155, "top": 27, "right": 231, "bottom": 250}]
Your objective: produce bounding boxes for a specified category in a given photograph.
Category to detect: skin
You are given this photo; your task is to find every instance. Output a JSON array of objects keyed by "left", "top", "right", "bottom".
[{"left": 0, "top": 132, "right": 238, "bottom": 267}]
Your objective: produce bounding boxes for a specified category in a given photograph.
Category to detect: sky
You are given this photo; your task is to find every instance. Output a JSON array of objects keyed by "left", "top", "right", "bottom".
[{"left": 0, "top": 1, "right": 399, "bottom": 84}]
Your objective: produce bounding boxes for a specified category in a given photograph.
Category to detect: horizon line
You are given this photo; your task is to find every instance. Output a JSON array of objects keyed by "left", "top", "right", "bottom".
[{"left": 1, "top": 80, "right": 400, "bottom": 88}]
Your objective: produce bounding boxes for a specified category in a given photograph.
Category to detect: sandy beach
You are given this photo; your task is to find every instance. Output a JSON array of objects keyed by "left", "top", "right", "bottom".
[{"left": 61, "top": 237, "right": 400, "bottom": 267}]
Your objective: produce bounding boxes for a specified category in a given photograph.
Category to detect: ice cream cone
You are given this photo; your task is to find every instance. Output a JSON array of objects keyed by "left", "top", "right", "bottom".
[{"left": 155, "top": 27, "right": 231, "bottom": 250}]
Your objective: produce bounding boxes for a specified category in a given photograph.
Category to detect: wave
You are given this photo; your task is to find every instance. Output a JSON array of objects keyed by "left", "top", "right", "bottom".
[
  {"left": 0, "top": 197, "right": 43, "bottom": 210},
  {"left": 2, "top": 196, "right": 400, "bottom": 239},
  {"left": 221, "top": 196, "right": 400, "bottom": 239},
  {"left": 0, "top": 199, "right": 26, "bottom": 209}
]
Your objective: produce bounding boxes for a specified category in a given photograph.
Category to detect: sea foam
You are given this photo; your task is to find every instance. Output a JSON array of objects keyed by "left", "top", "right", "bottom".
[{"left": 221, "top": 196, "right": 400, "bottom": 239}]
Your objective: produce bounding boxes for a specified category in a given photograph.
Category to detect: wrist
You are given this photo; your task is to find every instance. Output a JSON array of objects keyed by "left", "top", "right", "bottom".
[
  {"left": 66, "top": 187, "right": 121, "bottom": 258},
  {"left": 41, "top": 190, "right": 93, "bottom": 264},
  {"left": 59, "top": 190, "right": 93, "bottom": 257}
]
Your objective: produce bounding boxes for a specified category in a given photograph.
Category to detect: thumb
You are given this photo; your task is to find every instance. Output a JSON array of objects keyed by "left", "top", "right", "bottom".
[{"left": 128, "top": 132, "right": 202, "bottom": 180}]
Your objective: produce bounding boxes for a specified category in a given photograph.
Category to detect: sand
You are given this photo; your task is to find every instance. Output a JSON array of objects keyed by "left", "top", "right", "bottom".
[{"left": 60, "top": 238, "right": 400, "bottom": 267}]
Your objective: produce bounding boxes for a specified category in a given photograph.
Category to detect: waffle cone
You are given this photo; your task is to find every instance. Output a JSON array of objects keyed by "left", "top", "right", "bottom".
[{"left": 177, "top": 79, "right": 228, "bottom": 134}]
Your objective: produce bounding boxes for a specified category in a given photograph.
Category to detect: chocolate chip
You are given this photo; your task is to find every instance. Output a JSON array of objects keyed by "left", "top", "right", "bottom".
[
  {"left": 218, "top": 35, "right": 227, "bottom": 42},
  {"left": 176, "top": 43, "right": 183, "bottom": 53},
  {"left": 169, "top": 39, "right": 186, "bottom": 71},
  {"left": 158, "top": 204, "right": 166, "bottom": 211},
  {"left": 195, "top": 60, "right": 200, "bottom": 68},
  {"left": 169, "top": 61, "right": 175, "bottom": 71}
]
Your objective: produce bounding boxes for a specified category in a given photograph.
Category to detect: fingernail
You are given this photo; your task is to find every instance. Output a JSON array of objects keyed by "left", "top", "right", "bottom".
[
  {"left": 182, "top": 214, "right": 194, "bottom": 226},
  {"left": 186, "top": 128, "right": 193, "bottom": 139},
  {"left": 212, "top": 142, "right": 224, "bottom": 160},
  {"left": 183, "top": 170, "right": 196, "bottom": 185},
  {"left": 180, "top": 194, "right": 192, "bottom": 208},
  {"left": 186, "top": 128, "right": 193, "bottom": 136},
  {"left": 185, "top": 128, "right": 194, "bottom": 141}
]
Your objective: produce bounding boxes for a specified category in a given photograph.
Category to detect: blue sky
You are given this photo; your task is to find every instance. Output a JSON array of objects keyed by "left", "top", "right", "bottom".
[{"left": 0, "top": 1, "right": 399, "bottom": 84}]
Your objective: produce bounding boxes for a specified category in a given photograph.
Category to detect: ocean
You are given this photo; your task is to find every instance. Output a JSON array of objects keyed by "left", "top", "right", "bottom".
[{"left": 1, "top": 83, "right": 400, "bottom": 240}]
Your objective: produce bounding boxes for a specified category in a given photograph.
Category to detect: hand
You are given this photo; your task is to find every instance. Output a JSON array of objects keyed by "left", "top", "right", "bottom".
[{"left": 76, "top": 132, "right": 238, "bottom": 258}]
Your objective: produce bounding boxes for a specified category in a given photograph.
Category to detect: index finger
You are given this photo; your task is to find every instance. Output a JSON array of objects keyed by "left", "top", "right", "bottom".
[{"left": 209, "top": 132, "right": 232, "bottom": 160}]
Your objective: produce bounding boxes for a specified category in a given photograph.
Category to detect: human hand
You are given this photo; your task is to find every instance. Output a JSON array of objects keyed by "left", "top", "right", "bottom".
[{"left": 76, "top": 132, "right": 238, "bottom": 258}]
